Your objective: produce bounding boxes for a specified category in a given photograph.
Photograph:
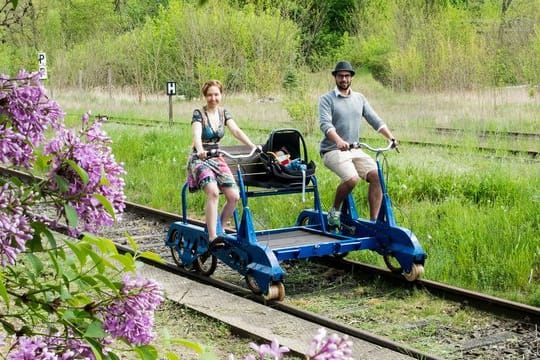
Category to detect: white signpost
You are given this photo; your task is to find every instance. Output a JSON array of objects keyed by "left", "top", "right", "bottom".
[
  {"left": 38, "top": 52, "right": 47, "bottom": 80},
  {"left": 167, "top": 82, "right": 177, "bottom": 126}
]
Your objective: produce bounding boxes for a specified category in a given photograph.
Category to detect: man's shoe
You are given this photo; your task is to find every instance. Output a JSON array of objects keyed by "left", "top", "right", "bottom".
[{"left": 328, "top": 207, "right": 341, "bottom": 227}]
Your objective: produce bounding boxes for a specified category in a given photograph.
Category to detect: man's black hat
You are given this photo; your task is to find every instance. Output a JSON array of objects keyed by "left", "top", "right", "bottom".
[{"left": 332, "top": 61, "right": 355, "bottom": 76}]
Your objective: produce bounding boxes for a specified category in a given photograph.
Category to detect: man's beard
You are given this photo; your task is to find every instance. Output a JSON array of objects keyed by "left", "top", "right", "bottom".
[{"left": 337, "top": 82, "right": 350, "bottom": 91}]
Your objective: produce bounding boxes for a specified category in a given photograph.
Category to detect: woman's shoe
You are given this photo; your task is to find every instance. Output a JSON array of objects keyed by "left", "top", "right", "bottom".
[{"left": 208, "top": 236, "right": 226, "bottom": 251}]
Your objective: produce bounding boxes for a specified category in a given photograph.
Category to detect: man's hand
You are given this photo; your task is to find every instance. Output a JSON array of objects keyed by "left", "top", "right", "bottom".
[
  {"left": 336, "top": 139, "right": 350, "bottom": 151},
  {"left": 390, "top": 138, "right": 400, "bottom": 153}
]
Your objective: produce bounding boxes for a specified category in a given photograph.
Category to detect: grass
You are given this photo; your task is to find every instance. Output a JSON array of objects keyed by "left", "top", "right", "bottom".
[{"left": 52, "top": 71, "right": 540, "bottom": 308}]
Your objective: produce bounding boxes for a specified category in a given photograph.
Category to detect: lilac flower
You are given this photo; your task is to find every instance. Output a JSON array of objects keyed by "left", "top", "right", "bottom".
[
  {"left": 0, "top": 70, "right": 64, "bottom": 169},
  {"left": 6, "top": 336, "right": 57, "bottom": 360},
  {"left": 47, "top": 333, "right": 97, "bottom": 360},
  {"left": 44, "top": 113, "right": 126, "bottom": 235},
  {"left": 247, "top": 338, "right": 289, "bottom": 359},
  {"left": 5, "top": 333, "right": 97, "bottom": 359},
  {"left": 306, "top": 328, "right": 353, "bottom": 360},
  {"left": 98, "top": 273, "right": 163, "bottom": 346},
  {"left": 0, "top": 183, "right": 35, "bottom": 266}
]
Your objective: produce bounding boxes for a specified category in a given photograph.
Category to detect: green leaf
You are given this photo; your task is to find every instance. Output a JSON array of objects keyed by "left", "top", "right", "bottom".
[
  {"left": 87, "top": 251, "right": 106, "bottom": 274},
  {"left": 66, "top": 159, "right": 89, "bottom": 185},
  {"left": 25, "top": 252, "right": 44, "bottom": 275},
  {"left": 48, "top": 249, "right": 62, "bottom": 277},
  {"left": 84, "top": 321, "right": 108, "bottom": 338},
  {"left": 8, "top": 175, "right": 23, "bottom": 187},
  {"left": 138, "top": 251, "right": 165, "bottom": 264},
  {"left": 80, "top": 275, "right": 98, "bottom": 286},
  {"left": 62, "top": 309, "right": 76, "bottom": 320},
  {"left": 94, "top": 274, "right": 120, "bottom": 292},
  {"left": 34, "top": 153, "right": 51, "bottom": 172},
  {"left": 169, "top": 339, "right": 205, "bottom": 354},
  {"left": 42, "top": 226, "right": 58, "bottom": 250},
  {"left": 55, "top": 174, "right": 70, "bottom": 193},
  {"left": 100, "top": 169, "right": 111, "bottom": 186},
  {"left": 69, "top": 293, "right": 92, "bottom": 307},
  {"left": 82, "top": 234, "right": 118, "bottom": 255},
  {"left": 111, "top": 253, "right": 136, "bottom": 271},
  {"left": 60, "top": 285, "right": 72, "bottom": 300},
  {"left": 134, "top": 345, "right": 158, "bottom": 360},
  {"left": 163, "top": 352, "right": 181, "bottom": 360},
  {"left": 26, "top": 227, "right": 44, "bottom": 251},
  {"left": 93, "top": 193, "right": 116, "bottom": 222},
  {"left": 87, "top": 337, "right": 105, "bottom": 360},
  {"left": 126, "top": 233, "right": 138, "bottom": 253},
  {"left": 0, "top": 276, "right": 10, "bottom": 310},
  {"left": 64, "top": 239, "right": 87, "bottom": 267},
  {"left": 64, "top": 204, "right": 79, "bottom": 228}
]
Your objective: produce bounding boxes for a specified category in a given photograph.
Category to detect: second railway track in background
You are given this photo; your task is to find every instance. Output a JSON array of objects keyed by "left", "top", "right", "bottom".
[
  {"left": 100, "top": 115, "right": 539, "bottom": 159},
  {"left": 97, "top": 202, "right": 540, "bottom": 360}
]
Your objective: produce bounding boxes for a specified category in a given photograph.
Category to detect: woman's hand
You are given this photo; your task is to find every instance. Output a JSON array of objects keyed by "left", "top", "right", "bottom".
[{"left": 197, "top": 150, "right": 207, "bottom": 160}]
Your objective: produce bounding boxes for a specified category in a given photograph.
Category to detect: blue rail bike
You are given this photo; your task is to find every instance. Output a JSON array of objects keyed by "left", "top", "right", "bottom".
[{"left": 165, "top": 128, "right": 426, "bottom": 301}]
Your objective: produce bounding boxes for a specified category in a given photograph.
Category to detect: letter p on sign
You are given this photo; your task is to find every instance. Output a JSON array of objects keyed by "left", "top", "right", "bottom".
[{"left": 38, "top": 52, "right": 47, "bottom": 80}]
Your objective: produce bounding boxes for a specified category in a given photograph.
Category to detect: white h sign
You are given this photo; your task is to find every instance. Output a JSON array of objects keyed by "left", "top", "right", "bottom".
[
  {"left": 166, "top": 81, "right": 176, "bottom": 96},
  {"left": 38, "top": 52, "right": 47, "bottom": 80}
]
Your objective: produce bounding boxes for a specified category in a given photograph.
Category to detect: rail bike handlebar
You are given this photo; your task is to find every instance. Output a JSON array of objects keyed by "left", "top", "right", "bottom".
[
  {"left": 349, "top": 138, "right": 399, "bottom": 154},
  {"left": 205, "top": 146, "right": 262, "bottom": 159}
]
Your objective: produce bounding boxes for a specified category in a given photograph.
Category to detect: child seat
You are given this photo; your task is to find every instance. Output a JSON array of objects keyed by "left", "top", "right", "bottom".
[{"left": 255, "top": 128, "right": 316, "bottom": 188}]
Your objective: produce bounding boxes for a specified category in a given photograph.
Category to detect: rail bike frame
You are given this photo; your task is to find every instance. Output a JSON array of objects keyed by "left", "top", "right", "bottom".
[
  {"left": 296, "top": 143, "right": 426, "bottom": 281},
  {"left": 165, "top": 143, "right": 426, "bottom": 300}
]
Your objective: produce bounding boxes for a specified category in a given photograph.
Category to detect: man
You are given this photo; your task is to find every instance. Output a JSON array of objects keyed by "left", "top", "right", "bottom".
[{"left": 318, "top": 61, "right": 398, "bottom": 226}]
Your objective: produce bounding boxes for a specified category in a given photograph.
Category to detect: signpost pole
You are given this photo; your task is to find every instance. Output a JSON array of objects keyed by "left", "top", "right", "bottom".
[{"left": 166, "top": 81, "right": 177, "bottom": 127}]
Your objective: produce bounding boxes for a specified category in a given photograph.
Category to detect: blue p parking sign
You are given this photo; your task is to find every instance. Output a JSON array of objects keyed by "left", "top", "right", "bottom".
[{"left": 166, "top": 82, "right": 177, "bottom": 96}]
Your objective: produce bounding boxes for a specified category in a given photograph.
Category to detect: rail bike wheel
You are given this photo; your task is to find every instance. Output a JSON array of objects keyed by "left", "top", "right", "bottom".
[
  {"left": 298, "top": 215, "right": 311, "bottom": 227},
  {"left": 383, "top": 254, "right": 402, "bottom": 273},
  {"left": 245, "top": 272, "right": 263, "bottom": 295},
  {"left": 193, "top": 253, "right": 217, "bottom": 276},
  {"left": 264, "top": 281, "right": 285, "bottom": 301},
  {"left": 403, "top": 264, "right": 424, "bottom": 281},
  {"left": 383, "top": 255, "right": 424, "bottom": 281},
  {"left": 169, "top": 230, "right": 193, "bottom": 271}
]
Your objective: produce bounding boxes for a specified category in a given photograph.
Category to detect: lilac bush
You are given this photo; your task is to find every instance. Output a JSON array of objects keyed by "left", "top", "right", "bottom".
[
  {"left": 0, "top": 70, "right": 63, "bottom": 168},
  {"left": 0, "top": 71, "right": 163, "bottom": 359},
  {"left": 0, "top": 183, "right": 35, "bottom": 266},
  {"left": 43, "top": 111, "right": 126, "bottom": 235},
  {"left": 98, "top": 273, "right": 164, "bottom": 345}
]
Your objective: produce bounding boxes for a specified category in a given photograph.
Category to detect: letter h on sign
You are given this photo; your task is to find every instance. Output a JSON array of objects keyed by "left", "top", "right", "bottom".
[{"left": 166, "top": 82, "right": 177, "bottom": 96}]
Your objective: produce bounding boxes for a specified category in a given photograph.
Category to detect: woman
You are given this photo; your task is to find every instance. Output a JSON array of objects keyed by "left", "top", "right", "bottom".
[{"left": 187, "top": 80, "right": 258, "bottom": 249}]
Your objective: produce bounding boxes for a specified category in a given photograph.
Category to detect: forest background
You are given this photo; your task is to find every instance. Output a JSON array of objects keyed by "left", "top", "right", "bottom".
[{"left": 2, "top": 0, "right": 540, "bottom": 98}]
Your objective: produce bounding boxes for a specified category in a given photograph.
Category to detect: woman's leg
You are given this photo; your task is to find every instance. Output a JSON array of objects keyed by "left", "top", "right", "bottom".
[
  {"left": 220, "top": 186, "right": 240, "bottom": 228},
  {"left": 203, "top": 182, "right": 220, "bottom": 240}
]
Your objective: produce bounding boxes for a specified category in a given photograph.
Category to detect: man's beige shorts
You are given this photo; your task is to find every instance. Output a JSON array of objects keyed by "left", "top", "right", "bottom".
[{"left": 322, "top": 149, "right": 377, "bottom": 182}]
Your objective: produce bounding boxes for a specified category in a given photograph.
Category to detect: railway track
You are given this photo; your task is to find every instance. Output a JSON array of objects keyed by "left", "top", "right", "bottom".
[
  {"left": 98, "top": 202, "right": 540, "bottom": 359},
  {"left": 2, "top": 167, "right": 539, "bottom": 359}
]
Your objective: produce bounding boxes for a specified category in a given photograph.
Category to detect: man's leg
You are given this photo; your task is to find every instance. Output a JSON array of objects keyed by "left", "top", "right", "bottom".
[
  {"left": 366, "top": 170, "right": 382, "bottom": 220},
  {"left": 332, "top": 176, "right": 359, "bottom": 210}
]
